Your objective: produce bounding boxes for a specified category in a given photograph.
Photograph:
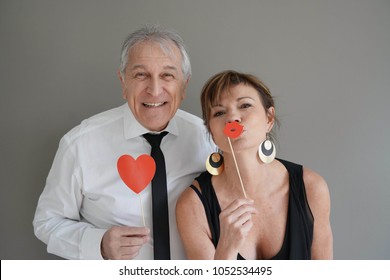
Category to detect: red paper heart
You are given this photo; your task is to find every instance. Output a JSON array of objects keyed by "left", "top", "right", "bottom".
[{"left": 117, "top": 154, "right": 156, "bottom": 194}]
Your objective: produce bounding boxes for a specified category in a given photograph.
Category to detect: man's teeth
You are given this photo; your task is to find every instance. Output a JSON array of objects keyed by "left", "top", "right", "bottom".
[{"left": 143, "top": 102, "right": 165, "bottom": 107}]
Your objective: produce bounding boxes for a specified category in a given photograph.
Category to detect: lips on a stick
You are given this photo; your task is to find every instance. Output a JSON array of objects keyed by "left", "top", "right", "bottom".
[{"left": 224, "top": 122, "right": 247, "bottom": 198}]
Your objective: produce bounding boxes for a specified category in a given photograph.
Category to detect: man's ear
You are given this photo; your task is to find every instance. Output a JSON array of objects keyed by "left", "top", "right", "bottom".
[
  {"left": 181, "top": 76, "right": 191, "bottom": 100},
  {"left": 118, "top": 70, "right": 127, "bottom": 99}
]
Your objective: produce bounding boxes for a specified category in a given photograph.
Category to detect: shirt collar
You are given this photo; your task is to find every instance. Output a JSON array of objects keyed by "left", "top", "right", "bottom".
[{"left": 122, "top": 103, "right": 179, "bottom": 139}]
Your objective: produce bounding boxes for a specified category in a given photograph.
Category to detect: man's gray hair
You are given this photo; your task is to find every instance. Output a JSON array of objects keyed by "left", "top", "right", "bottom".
[{"left": 119, "top": 24, "right": 192, "bottom": 80}]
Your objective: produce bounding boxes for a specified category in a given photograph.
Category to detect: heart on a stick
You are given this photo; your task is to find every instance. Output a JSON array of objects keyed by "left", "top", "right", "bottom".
[{"left": 117, "top": 154, "right": 156, "bottom": 194}]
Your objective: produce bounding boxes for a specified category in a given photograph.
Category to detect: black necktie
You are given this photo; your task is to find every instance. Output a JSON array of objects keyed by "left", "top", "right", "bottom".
[{"left": 143, "top": 132, "right": 170, "bottom": 260}]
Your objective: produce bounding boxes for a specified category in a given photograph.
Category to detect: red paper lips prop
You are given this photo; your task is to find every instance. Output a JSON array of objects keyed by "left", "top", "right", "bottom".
[
  {"left": 223, "top": 121, "right": 247, "bottom": 198},
  {"left": 224, "top": 122, "right": 244, "bottom": 138},
  {"left": 117, "top": 154, "right": 156, "bottom": 194}
]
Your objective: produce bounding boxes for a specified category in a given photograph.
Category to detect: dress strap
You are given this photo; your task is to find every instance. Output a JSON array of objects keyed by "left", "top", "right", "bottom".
[{"left": 188, "top": 179, "right": 219, "bottom": 247}]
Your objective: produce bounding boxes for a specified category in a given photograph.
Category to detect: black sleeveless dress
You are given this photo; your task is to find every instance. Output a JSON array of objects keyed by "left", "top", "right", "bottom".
[{"left": 190, "top": 158, "right": 313, "bottom": 260}]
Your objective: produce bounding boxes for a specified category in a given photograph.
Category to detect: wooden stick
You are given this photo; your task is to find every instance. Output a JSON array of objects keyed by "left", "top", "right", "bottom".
[
  {"left": 138, "top": 194, "right": 146, "bottom": 227},
  {"left": 227, "top": 137, "right": 247, "bottom": 198}
]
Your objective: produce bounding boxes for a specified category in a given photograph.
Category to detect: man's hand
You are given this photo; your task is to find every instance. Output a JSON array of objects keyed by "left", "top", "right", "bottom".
[{"left": 101, "top": 226, "right": 150, "bottom": 260}]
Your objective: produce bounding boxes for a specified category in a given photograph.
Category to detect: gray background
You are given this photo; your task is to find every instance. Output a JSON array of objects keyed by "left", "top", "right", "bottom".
[{"left": 1, "top": 0, "right": 389, "bottom": 260}]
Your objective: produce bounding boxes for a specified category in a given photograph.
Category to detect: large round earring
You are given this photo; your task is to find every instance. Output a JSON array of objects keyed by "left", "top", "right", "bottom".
[
  {"left": 206, "top": 152, "right": 224, "bottom": 175},
  {"left": 258, "top": 133, "right": 276, "bottom": 164}
]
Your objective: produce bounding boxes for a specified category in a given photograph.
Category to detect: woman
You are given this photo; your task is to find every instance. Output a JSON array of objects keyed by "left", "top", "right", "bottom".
[{"left": 176, "top": 70, "right": 333, "bottom": 259}]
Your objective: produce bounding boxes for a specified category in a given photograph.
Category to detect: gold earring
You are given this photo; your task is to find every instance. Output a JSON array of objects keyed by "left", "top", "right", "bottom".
[{"left": 206, "top": 152, "right": 224, "bottom": 175}]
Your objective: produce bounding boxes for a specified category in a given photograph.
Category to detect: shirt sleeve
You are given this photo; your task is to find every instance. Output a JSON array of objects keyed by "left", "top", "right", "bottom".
[{"left": 33, "top": 135, "right": 106, "bottom": 260}]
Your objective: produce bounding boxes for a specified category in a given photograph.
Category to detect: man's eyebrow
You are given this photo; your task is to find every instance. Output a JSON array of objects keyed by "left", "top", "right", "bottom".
[
  {"left": 163, "top": 65, "right": 179, "bottom": 72},
  {"left": 128, "top": 65, "right": 178, "bottom": 72},
  {"left": 129, "top": 64, "right": 146, "bottom": 71}
]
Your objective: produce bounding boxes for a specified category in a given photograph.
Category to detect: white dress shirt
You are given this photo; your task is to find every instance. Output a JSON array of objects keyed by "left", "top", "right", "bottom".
[{"left": 33, "top": 104, "right": 215, "bottom": 259}]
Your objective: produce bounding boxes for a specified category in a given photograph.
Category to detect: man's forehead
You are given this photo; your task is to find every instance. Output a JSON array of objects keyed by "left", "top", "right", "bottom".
[{"left": 129, "top": 40, "right": 180, "bottom": 60}]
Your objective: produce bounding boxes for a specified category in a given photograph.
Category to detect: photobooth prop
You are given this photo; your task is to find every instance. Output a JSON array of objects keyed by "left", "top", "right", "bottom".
[
  {"left": 117, "top": 154, "right": 156, "bottom": 226},
  {"left": 224, "top": 122, "right": 247, "bottom": 198}
]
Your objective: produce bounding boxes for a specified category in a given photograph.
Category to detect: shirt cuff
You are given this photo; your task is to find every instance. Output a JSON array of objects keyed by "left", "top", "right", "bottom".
[{"left": 80, "top": 227, "right": 107, "bottom": 259}]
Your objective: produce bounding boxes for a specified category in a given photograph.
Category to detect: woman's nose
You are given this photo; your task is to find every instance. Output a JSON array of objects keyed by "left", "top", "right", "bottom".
[{"left": 226, "top": 110, "right": 241, "bottom": 123}]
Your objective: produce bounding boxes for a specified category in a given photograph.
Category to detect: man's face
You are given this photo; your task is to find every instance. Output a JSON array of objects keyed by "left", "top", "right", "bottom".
[{"left": 119, "top": 41, "right": 188, "bottom": 131}]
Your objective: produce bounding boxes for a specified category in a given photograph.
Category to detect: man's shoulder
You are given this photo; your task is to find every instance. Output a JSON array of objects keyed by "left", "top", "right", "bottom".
[
  {"left": 173, "top": 109, "right": 215, "bottom": 152},
  {"left": 64, "top": 104, "right": 124, "bottom": 142},
  {"left": 175, "top": 109, "right": 205, "bottom": 128}
]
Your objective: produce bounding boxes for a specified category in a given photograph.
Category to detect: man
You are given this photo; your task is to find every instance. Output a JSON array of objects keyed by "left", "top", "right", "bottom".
[{"left": 33, "top": 25, "right": 215, "bottom": 260}]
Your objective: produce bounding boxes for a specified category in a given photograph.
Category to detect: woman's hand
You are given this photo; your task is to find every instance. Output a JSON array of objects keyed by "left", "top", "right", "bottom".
[{"left": 215, "top": 198, "right": 257, "bottom": 259}]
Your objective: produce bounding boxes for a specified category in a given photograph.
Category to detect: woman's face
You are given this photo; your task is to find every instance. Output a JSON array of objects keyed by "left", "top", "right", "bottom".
[{"left": 208, "top": 83, "right": 274, "bottom": 153}]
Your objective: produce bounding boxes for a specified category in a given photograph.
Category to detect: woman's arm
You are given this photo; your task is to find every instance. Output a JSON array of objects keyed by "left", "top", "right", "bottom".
[
  {"left": 176, "top": 181, "right": 256, "bottom": 259},
  {"left": 303, "top": 167, "right": 333, "bottom": 259},
  {"left": 176, "top": 181, "right": 216, "bottom": 259}
]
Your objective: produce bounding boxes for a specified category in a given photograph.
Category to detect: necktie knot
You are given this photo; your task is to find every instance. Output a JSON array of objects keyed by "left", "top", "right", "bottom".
[{"left": 143, "top": 131, "right": 168, "bottom": 148}]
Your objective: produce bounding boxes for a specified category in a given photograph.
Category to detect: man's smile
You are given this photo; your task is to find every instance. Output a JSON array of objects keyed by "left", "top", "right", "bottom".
[{"left": 142, "top": 102, "right": 167, "bottom": 108}]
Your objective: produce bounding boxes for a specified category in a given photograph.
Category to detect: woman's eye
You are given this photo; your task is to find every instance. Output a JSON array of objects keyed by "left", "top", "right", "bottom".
[
  {"left": 213, "top": 111, "right": 225, "bottom": 117},
  {"left": 240, "top": 103, "right": 252, "bottom": 109}
]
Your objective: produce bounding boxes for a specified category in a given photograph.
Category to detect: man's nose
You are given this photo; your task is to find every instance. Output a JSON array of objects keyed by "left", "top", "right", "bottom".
[{"left": 147, "top": 78, "right": 163, "bottom": 97}]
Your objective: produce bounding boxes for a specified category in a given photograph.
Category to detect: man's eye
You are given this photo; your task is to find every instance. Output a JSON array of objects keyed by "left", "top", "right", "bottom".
[
  {"left": 162, "top": 73, "right": 174, "bottom": 79},
  {"left": 134, "top": 73, "right": 147, "bottom": 79}
]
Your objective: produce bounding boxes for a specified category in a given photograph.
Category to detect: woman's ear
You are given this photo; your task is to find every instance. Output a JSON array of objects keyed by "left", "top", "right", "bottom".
[{"left": 266, "top": 106, "right": 275, "bottom": 131}]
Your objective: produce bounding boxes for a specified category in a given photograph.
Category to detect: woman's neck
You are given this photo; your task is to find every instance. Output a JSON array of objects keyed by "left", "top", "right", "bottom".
[{"left": 219, "top": 148, "right": 273, "bottom": 196}]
